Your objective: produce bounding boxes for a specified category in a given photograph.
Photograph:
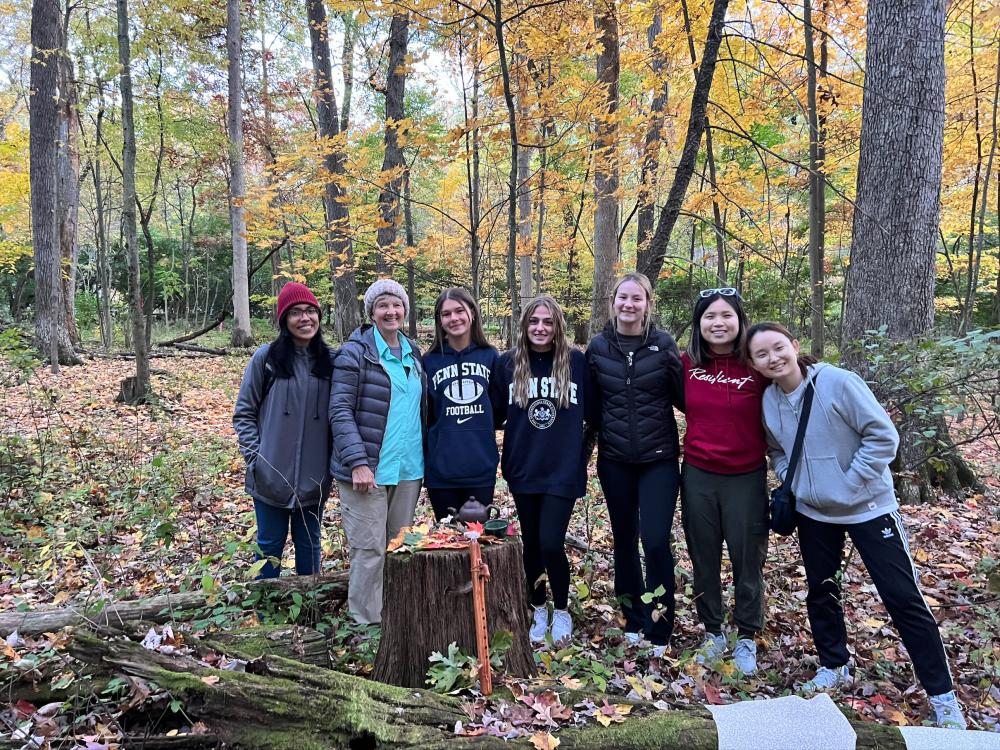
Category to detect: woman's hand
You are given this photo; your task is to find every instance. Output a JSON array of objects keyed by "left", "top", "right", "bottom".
[{"left": 351, "top": 465, "right": 377, "bottom": 492}]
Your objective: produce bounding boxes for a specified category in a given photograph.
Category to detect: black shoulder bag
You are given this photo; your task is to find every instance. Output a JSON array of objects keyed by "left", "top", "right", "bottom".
[{"left": 769, "top": 375, "right": 816, "bottom": 536}]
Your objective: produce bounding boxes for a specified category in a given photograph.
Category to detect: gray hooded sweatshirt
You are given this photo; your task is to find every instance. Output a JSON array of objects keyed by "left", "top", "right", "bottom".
[
  {"left": 762, "top": 362, "right": 899, "bottom": 525},
  {"left": 233, "top": 343, "right": 334, "bottom": 508}
]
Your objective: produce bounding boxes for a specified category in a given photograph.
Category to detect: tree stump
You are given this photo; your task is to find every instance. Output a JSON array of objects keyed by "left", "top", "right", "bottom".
[{"left": 373, "top": 538, "right": 536, "bottom": 687}]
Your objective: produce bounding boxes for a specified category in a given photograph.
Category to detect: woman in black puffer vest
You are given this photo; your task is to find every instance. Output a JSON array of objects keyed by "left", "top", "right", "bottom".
[{"left": 586, "top": 272, "right": 684, "bottom": 650}]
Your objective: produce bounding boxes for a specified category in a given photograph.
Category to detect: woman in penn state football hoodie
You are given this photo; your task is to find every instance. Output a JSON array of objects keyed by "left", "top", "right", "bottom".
[
  {"left": 680, "top": 288, "right": 768, "bottom": 675},
  {"left": 423, "top": 287, "right": 501, "bottom": 521},
  {"left": 494, "top": 295, "right": 596, "bottom": 646}
]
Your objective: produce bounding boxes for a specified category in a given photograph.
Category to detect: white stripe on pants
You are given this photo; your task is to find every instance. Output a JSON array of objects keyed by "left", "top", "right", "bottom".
[{"left": 338, "top": 478, "right": 421, "bottom": 624}]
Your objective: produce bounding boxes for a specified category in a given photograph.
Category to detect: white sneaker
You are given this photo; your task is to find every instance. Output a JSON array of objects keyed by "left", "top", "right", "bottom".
[
  {"left": 733, "top": 638, "right": 758, "bottom": 675},
  {"left": 801, "top": 664, "right": 851, "bottom": 693},
  {"left": 695, "top": 632, "right": 727, "bottom": 664},
  {"left": 529, "top": 605, "right": 549, "bottom": 643},
  {"left": 550, "top": 609, "right": 572, "bottom": 644},
  {"left": 930, "top": 691, "right": 967, "bottom": 729}
]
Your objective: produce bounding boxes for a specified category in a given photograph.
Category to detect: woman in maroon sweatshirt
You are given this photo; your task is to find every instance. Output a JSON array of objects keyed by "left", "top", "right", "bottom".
[{"left": 680, "top": 288, "right": 768, "bottom": 675}]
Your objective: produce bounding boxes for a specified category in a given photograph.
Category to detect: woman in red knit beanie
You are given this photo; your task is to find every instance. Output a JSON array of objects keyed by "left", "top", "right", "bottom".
[{"left": 233, "top": 282, "right": 335, "bottom": 578}]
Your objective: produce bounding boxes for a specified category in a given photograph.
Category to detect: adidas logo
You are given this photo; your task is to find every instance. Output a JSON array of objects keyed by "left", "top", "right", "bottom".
[{"left": 882, "top": 527, "right": 893, "bottom": 539}]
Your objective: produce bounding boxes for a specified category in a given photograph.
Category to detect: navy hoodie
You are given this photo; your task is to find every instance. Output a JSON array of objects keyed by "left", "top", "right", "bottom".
[
  {"left": 423, "top": 341, "right": 501, "bottom": 489},
  {"left": 495, "top": 348, "right": 594, "bottom": 499}
]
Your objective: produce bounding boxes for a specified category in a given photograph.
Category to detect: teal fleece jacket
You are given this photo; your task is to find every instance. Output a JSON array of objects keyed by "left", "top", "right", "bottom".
[{"left": 761, "top": 362, "right": 899, "bottom": 525}]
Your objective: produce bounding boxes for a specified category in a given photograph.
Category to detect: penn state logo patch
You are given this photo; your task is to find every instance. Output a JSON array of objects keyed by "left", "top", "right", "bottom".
[
  {"left": 528, "top": 399, "right": 556, "bottom": 430},
  {"left": 442, "top": 378, "right": 484, "bottom": 405}
]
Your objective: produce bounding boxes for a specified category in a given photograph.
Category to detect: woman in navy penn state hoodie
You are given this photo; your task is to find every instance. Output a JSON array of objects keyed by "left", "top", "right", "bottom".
[
  {"left": 494, "top": 295, "right": 596, "bottom": 646},
  {"left": 423, "top": 287, "right": 501, "bottom": 521}
]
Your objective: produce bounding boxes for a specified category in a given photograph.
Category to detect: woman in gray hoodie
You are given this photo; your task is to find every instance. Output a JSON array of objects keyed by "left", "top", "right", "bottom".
[
  {"left": 233, "top": 282, "right": 334, "bottom": 578},
  {"left": 746, "top": 322, "right": 966, "bottom": 730}
]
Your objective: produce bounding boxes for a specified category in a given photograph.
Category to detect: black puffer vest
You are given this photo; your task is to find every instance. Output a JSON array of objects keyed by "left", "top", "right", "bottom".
[{"left": 586, "top": 322, "right": 684, "bottom": 463}]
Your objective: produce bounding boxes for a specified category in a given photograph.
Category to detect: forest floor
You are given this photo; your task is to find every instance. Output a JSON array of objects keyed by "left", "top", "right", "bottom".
[{"left": 1, "top": 350, "right": 998, "bottom": 744}]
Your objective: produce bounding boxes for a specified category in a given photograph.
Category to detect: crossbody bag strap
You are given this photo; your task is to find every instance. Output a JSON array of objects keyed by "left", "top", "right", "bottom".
[{"left": 782, "top": 373, "right": 818, "bottom": 490}]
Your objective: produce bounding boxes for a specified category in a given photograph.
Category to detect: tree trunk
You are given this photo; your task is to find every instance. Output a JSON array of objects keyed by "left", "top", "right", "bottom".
[
  {"left": 339, "top": 10, "right": 356, "bottom": 134},
  {"left": 227, "top": 0, "right": 254, "bottom": 348},
  {"left": 517, "top": 100, "right": 533, "bottom": 307},
  {"left": 65, "top": 629, "right": 917, "bottom": 750},
  {"left": 637, "top": 0, "right": 731, "bottom": 285},
  {"left": 306, "top": 0, "right": 361, "bottom": 341},
  {"left": 461, "top": 35, "right": 483, "bottom": 300},
  {"left": 404, "top": 170, "right": 418, "bottom": 338},
  {"left": 805, "top": 0, "right": 827, "bottom": 356},
  {"left": 840, "top": 0, "right": 980, "bottom": 503},
  {"left": 590, "top": 0, "right": 620, "bottom": 336},
  {"left": 373, "top": 540, "right": 536, "bottom": 688},
  {"left": 57, "top": 31, "right": 81, "bottom": 346},
  {"left": 116, "top": 0, "right": 149, "bottom": 399},
  {"left": 493, "top": 0, "right": 520, "bottom": 344},
  {"left": 30, "top": 0, "right": 79, "bottom": 366},
  {"left": 636, "top": 13, "right": 667, "bottom": 259},
  {"left": 375, "top": 12, "right": 409, "bottom": 274}
]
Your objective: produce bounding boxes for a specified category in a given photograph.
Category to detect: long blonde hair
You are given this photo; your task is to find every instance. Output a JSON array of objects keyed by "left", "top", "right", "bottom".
[
  {"left": 608, "top": 272, "right": 655, "bottom": 338},
  {"left": 512, "top": 296, "right": 573, "bottom": 410}
]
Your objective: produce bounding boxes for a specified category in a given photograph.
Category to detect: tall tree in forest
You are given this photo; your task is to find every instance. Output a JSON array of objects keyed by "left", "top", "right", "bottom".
[
  {"left": 306, "top": 0, "right": 361, "bottom": 340},
  {"left": 116, "top": 0, "right": 149, "bottom": 399},
  {"left": 804, "top": 0, "right": 827, "bottom": 356},
  {"left": 637, "top": 0, "right": 730, "bottom": 285},
  {"left": 635, "top": 11, "right": 667, "bottom": 257},
  {"left": 590, "top": 0, "right": 619, "bottom": 335},
  {"left": 516, "top": 77, "right": 533, "bottom": 306},
  {"left": 56, "top": 15, "right": 81, "bottom": 347},
  {"left": 374, "top": 12, "right": 409, "bottom": 273},
  {"left": 29, "top": 0, "right": 79, "bottom": 366},
  {"left": 842, "top": 0, "right": 977, "bottom": 502},
  {"left": 227, "top": 0, "right": 254, "bottom": 347}
]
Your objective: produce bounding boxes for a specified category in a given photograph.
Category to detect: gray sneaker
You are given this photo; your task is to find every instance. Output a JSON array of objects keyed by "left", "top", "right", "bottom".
[
  {"left": 529, "top": 605, "right": 549, "bottom": 643},
  {"left": 930, "top": 691, "right": 967, "bottom": 730},
  {"left": 695, "top": 632, "right": 727, "bottom": 664},
  {"left": 733, "top": 638, "right": 758, "bottom": 675},
  {"left": 800, "top": 665, "right": 851, "bottom": 693},
  {"left": 550, "top": 609, "right": 572, "bottom": 644}
]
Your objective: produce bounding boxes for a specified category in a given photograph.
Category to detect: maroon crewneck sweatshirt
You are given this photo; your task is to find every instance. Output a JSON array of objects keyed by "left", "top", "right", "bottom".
[{"left": 681, "top": 351, "right": 767, "bottom": 475}]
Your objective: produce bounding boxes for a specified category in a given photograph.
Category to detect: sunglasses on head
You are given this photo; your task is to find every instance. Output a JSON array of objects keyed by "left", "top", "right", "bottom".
[{"left": 699, "top": 287, "right": 740, "bottom": 299}]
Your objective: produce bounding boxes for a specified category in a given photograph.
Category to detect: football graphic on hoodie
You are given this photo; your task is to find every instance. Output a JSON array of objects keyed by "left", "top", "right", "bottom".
[{"left": 442, "top": 378, "right": 484, "bottom": 405}]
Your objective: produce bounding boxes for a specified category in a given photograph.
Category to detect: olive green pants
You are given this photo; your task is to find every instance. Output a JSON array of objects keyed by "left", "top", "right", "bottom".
[{"left": 681, "top": 463, "right": 768, "bottom": 636}]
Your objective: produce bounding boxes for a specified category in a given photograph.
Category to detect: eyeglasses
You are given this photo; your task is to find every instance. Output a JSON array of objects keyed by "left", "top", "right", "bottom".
[
  {"left": 287, "top": 306, "right": 319, "bottom": 319},
  {"left": 699, "top": 287, "right": 740, "bottom": 299}
]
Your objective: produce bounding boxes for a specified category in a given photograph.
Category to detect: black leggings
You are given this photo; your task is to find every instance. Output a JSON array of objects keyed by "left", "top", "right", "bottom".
[
  {"left": 597, "top": 456, "right": 679, "bottom": 645},
  {"left": 513, "top": 493, "right": 575, "bottom": 610}
]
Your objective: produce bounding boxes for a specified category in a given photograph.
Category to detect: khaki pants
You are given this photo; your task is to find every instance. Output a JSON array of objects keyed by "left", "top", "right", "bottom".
[{"left": 338, "top": 479, "right": 421, "bottom": 624}]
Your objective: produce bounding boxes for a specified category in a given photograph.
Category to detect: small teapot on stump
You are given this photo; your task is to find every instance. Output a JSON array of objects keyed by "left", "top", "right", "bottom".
[{"left": 448, "top": 496, "right": 500, "bottom": 524}]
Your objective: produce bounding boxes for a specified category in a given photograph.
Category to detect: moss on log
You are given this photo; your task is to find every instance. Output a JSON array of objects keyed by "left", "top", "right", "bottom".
[{"left": 64, "top": 629, "right": 922, "bottom": 750}]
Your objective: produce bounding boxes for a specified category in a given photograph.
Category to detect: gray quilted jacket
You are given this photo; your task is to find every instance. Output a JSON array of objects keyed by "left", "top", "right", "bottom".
[{"left": 329, "top": 325, "right": 426, "bottom": 483}]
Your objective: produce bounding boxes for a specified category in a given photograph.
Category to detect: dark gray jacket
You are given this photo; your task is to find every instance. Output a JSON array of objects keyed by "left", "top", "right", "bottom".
[
  {"left": 329, "top": 325, "right": 426, "bottom": 483},
  {"left": 233, "top": 343, "right": 334, "bottom": 508}
]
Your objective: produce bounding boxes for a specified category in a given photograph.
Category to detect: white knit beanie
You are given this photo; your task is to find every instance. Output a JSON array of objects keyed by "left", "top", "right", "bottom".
[{"left": 364, "top": 278, "right": 410, "bottom": 319}]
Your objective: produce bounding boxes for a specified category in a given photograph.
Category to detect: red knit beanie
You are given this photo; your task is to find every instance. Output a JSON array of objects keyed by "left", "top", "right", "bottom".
[{"left": 276, "top": 282, "right": 320, "bottom": 323}]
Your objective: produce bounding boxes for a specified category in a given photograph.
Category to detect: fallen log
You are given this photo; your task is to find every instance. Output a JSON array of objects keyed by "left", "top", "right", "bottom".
[
  {"left": 0, "top": 572, "right": 348, "bottom": 637},
  {"left": 65, "top": 630, "right": 921, "bottom": 750},
  {"left": 161, "top": 343, "right": 229, "bottom": 355}
]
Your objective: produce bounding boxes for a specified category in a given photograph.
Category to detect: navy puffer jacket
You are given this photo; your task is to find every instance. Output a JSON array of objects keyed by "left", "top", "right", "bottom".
[
  {"left": 586, "top": 321, "right": 684, "bottom": 463},
  {"left": 329, "top": 325, "right": 426, "bottom": 482}
]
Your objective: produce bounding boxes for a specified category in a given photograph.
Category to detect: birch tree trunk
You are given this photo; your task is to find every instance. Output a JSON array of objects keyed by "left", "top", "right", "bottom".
[
  {"left": 590, "top": 0, "right": 619, "bottom": 336},
  {"left": 227, "top": 0, "right": 254, "bottom": 347}
]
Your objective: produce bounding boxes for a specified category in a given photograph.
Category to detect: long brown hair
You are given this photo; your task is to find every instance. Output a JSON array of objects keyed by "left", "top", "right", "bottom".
[
  {"left": 512, "top": 296, "right": 573, "bottom": 410},
  {"left": 428, "top": 287, "right": 490, "bottom": 353},
  {"left": 745, "top": 322, "right": 819, "bottom": 378}
]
